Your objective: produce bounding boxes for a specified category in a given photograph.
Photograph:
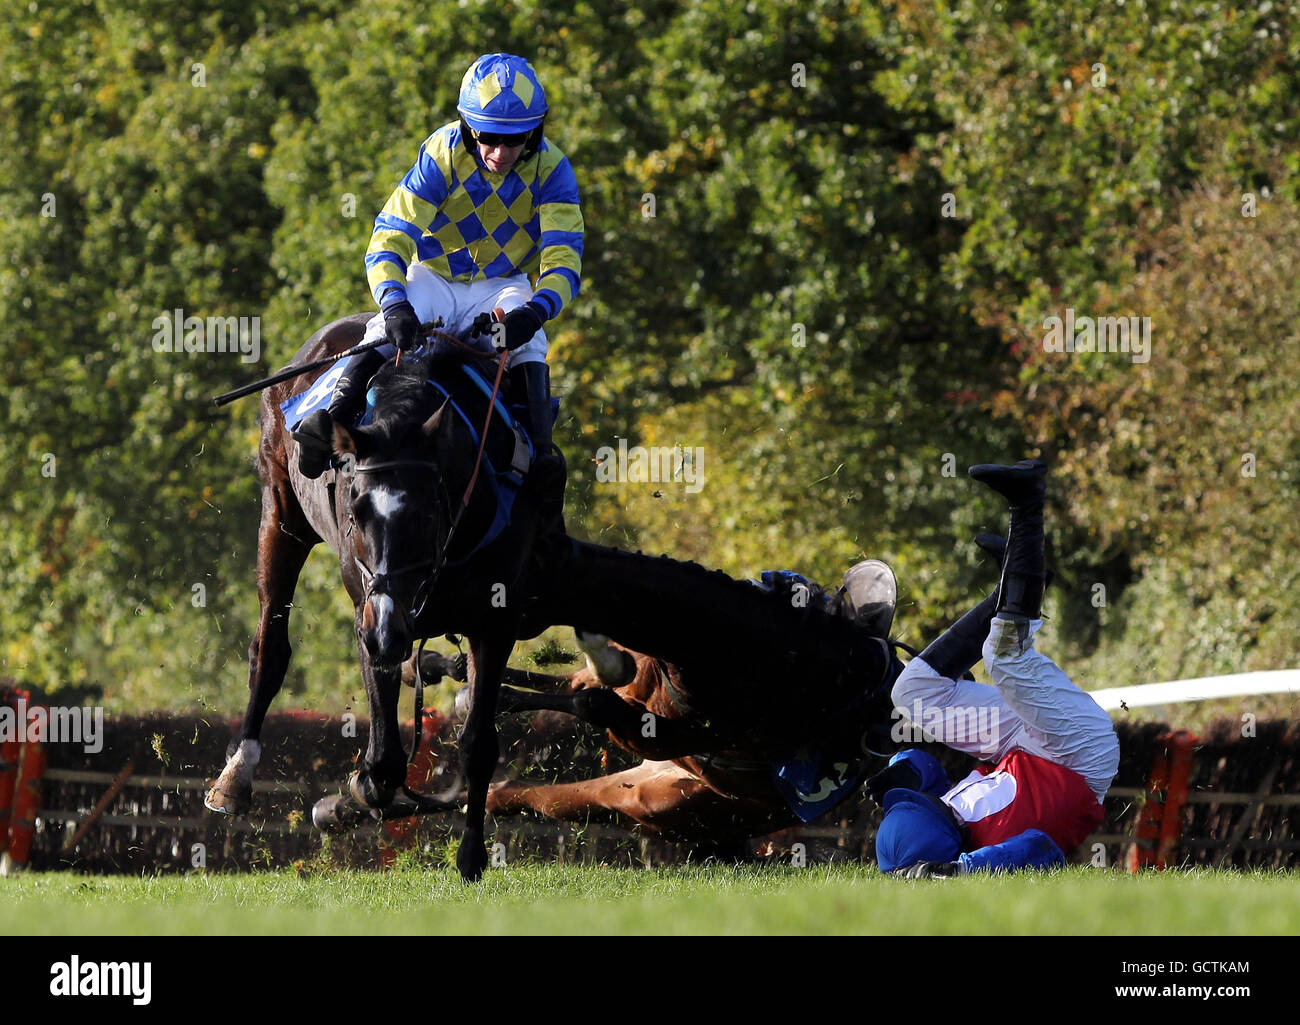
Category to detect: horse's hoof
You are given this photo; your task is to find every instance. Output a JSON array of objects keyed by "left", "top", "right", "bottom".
[
  {"left": 204, "top": 780, "right": 251, "bottom": 816},
  {"left": 573, "top": 629, "right": 609, "bottom": 652},
  {"left": 457, "top": 840, "right": 489, "bottom": 883},
  {"left": 348, "top": 770, "right": 395, "bottom": 809},
  {"left": 311, "top": 794, "right": 372, "bottom": 833}
]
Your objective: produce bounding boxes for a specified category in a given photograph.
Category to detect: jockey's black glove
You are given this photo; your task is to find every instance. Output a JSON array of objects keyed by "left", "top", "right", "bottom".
[
  {"left": 865, "top": 759, "right": 922, "bottom": 806},
  {"left": 495, "top": 301, "right": 548, "bottom": 351},
  {"left": 470, "top": 311, "right": 495, "bottom": 338},
  {"left": 895, "top": 861, "right": 962, "bottom": 879},
  {"left": 383, "top": 299, "right": 422, "bottom": 353}
]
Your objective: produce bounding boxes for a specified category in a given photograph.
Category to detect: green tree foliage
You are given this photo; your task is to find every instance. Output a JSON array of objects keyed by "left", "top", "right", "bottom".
[{"left": 0, "top": 0, "right": 1294, "bottom": 711}]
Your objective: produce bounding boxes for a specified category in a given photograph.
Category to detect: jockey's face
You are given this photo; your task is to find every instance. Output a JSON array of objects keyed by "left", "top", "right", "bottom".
[{"left": 473, "top": 130, "right": 528, "bottom": 174}]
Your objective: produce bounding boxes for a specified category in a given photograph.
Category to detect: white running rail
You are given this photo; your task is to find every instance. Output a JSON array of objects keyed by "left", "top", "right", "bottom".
[{"left": 1091, "top": 669, "right": 1300, "bottom": 711}]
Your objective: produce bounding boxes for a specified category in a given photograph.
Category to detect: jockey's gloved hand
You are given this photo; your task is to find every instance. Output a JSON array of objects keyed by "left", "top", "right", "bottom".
[
  {"left": 495, "top": 301, "right": 548, "bottom": 351},
  {"left": 383, "top": 300, "right": 422, "bottom": 353},
  {"left": 895, "top": 861, "right": 962, "bottom": 879},
  {"left": 470, "top": 311, "right": 495, "bottom": 338}
]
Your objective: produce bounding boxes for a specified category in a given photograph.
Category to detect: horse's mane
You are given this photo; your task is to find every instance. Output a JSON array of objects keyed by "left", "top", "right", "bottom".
[{"left": 366, "top": 351, "right": 487, "bottom": 440}]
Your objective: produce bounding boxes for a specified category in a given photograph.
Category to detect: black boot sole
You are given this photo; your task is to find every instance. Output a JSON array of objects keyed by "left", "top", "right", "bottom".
[{"left": 969, "top": 460, "right": 1047, "bottom": 509}]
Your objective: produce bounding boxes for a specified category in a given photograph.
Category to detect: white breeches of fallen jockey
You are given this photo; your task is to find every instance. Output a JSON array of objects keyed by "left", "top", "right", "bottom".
[
  {"left": 362, "top": 263, "right": 549, "bottom": 368},
  {"left": 891, "top": 617, "right": 1120, "bottom": 801}
]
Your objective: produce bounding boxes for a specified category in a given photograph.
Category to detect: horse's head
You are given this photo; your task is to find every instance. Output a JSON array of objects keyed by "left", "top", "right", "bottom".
[{"left": 331, "top": 357, "right": 463, "bottom": 670}]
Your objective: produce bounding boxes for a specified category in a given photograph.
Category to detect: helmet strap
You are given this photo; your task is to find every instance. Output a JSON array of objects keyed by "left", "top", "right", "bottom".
[{"left": 520, "top": 114, "right": 546, "bottom": 161}]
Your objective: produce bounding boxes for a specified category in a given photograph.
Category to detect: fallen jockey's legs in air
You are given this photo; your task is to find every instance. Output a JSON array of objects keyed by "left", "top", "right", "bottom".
[
  {"left": 968, "top": 460, "right": 1119, "bottom": 799},
  {"left": 293, "top": 348, "right": 386, "bottom": 479}
]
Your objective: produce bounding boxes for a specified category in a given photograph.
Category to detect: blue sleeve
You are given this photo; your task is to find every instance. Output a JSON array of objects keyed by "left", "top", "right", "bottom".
[
  {"left": 957, "top": 828, "right": 1065, "bottom": 875},
  {"left": 887, "top": 749, "right": 952, "bottom": 798}
]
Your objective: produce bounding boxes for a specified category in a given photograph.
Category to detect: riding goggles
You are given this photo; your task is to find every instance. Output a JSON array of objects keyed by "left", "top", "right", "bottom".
[{"left": 472, "top": 128, "right": 530, "bottom": 147}]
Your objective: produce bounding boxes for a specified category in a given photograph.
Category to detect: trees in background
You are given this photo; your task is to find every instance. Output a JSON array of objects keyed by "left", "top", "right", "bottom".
[{"left": 1, "top": 0, "right": 1293, "bottom": 708}]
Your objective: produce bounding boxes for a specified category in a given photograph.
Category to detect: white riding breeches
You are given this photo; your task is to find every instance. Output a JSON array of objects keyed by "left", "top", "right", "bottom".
[
  {"left": 891, "top": 616, "right": 1120, "bottom": 802},
  {"left": 362, "top": 263, "right": 548, "bottom": 367}
]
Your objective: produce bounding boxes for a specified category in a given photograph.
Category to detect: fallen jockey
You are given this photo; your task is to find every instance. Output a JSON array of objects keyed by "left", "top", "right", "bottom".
[{"left": 867, "top": 460, "right": 1120, "bottom": 877}]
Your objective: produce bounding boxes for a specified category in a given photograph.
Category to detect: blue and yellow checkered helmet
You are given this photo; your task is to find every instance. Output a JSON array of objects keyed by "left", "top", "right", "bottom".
[{"left": 457, "top": 53, "right": 548, "bottom": 133}]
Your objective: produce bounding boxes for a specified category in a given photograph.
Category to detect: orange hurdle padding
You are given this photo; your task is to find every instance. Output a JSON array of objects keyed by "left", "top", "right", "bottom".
[
  {"left": 8, "top": 741, "right": 47, "bottom": 869},
  {"left": 1127, "top": 729, "right": 1199, "bottom": 872},
  {"left": 0, "top": 687, "right": 28, "bottom": 858},
  {"left": 0, "top": 738, "right": 19, "bottom": 856},
  {"left": 1156, "top": 730, "right": 1198, "bottom": 869},
  {"left": 1127, "top": 737, "right": 1170, "bottom": 872}
]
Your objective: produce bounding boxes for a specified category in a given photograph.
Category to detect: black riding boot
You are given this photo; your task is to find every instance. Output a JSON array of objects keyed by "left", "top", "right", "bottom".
[
  {"left": 976, "top": 532, "right": 1055, "bottom": 591},
  {"left": 969, "top": 460, "right": 1048, "bottom": 648},
  {"left": 917, "top": 589, "right": 1000, "bottom": 681},
  {"left": 293, "top": 349, "right": 385, "bottom": 479},
  {"left": 510, "top": 362, "right": 567, "bottom": 547},
  {"left": 914, "top": 524, "right": 1055, "bottom": 681}
]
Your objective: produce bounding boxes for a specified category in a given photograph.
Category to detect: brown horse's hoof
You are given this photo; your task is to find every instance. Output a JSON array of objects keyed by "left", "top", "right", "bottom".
[
  {"left": 311, "top": 794, "right": 373, "bottom": 833},
  {"left": 204, "top": 779, "right": 251, "bottom": 816}
]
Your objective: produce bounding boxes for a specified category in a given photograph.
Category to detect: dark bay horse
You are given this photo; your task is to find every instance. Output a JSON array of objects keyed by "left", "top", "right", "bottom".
[
  {"left": 533, "top": 540, "right": 903, "bottom": 754},
  {"left": 205, "top": 314, "right": 553, "bottom": 881}
]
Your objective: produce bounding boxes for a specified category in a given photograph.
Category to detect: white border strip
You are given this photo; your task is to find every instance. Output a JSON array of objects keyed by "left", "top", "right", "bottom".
[{"left": 1091, "top": 669, "right": 1300, "bottom": 711}]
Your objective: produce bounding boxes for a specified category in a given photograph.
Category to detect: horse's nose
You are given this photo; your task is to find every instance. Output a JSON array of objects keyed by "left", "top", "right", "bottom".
[{"left": 363, "top": 593, "right": 413, "bottom": 667}]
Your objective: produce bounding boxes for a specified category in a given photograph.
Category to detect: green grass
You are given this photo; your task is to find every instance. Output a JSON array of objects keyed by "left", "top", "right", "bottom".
[{"left": 3, "top": 863, "right": 1297, "bottom": 935}]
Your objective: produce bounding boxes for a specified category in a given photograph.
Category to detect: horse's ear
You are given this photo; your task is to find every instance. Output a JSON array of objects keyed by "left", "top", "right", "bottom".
[{"left": 419, "top": 397, "right": 453, "bottom": 441}]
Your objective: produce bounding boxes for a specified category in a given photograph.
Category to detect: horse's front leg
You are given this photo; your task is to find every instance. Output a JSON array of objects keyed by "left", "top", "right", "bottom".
[
  {"left": 349, "top": 617, "right": 409, "bottom": 809},
  {"left": 206, "top": 479, "right": 316, "bottom": 814},
  {"left": 456, "top": 634, "right": 512, "bottom": 882}
]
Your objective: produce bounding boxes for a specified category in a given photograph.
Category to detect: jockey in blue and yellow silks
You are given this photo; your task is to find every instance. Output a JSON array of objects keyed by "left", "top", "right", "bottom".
[{"left": 296, "top": 53, "right": 583, "bottom": 527}]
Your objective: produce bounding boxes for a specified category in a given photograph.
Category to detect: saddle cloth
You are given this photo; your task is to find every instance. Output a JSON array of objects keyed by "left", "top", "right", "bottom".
[{"left": 772, "top": 747, "right": 870, "bottom": 823}]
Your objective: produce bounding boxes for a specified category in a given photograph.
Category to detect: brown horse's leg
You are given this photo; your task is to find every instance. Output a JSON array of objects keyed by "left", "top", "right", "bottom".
[
  {"left": 488, "top": 760, "right": 786, "bottom": 842},
  {"left": 206, "top": 478, "right": 317, "bottom": 814},
  {"left": 456, "top": 634, "right": 512, "bottom": 882}
]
